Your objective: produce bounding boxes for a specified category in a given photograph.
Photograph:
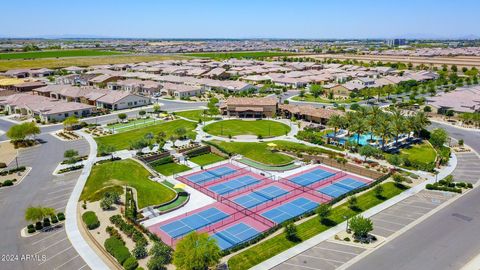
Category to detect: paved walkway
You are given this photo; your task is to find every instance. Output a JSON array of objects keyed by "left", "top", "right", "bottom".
[
  {"left": 64, "top": 131, "right": 109, "bottom": 269},
  {"left": 250, "top": 152, "right": 457, "bottom": 270}
]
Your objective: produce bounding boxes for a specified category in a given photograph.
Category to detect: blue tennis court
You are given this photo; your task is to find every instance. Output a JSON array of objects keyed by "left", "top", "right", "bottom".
[
  {"left": 234, "top": 186, "right": 289, "bottom": 209},
  {"left": 318, "top": 178, "right": 367, "bottom": 198},
  {"left": 186, "top": 166, "right": 237, "bottom": 184},
  {"left": 209, "top": 175, "right": 261, "bottom": 195},
  {"left": 211, "top": 222, "right": 260, "bottom": 250},
  {"left": 261, "top": 197, "right": 319, "bottom": 223},
  {"left": 335, "top": 178, "right": 367, "bottom": 190},
  {"left": 289, "top": 168, "right": 334, "bottom": 187},
  {"left": 160, "top": 207, "right": 228, "bottom": 238}
]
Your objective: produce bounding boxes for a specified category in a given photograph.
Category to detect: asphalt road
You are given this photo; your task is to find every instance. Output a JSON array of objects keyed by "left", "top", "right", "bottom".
[{"left": 347, "top": 122, "right": 480, "bottom": 270}]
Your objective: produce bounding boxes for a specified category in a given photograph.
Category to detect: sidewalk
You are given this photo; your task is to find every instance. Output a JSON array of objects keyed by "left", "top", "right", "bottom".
[
  {"left": 64, "top": 131, "right": 110, "bottom": 269},
  {"left": 250, "top": 152, "right": 457, "bottom": 270}
]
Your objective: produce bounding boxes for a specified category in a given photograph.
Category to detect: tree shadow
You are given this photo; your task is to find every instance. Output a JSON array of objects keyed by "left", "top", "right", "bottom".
[
  {"left": 286, "top": 235, "right": 302, "bottom": 243},
  {"left": 375, "top": 194, "right": 386, "bottom": 200},
  {"left": 349, "top": 206, "right": 362, "bottom": 212},
  {"left": 320, "top": 218, "right": 337, "bottom": 227}
]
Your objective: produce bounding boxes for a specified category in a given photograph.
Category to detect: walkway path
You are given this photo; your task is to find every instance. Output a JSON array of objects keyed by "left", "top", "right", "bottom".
[{"left": 64, "top": 131, "right": 109, "bottom": 269}]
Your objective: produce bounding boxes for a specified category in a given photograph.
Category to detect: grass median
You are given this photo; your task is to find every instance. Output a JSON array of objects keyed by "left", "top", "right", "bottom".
[{"left": 228, "top": 182, "right": 406, "bottom": 270}]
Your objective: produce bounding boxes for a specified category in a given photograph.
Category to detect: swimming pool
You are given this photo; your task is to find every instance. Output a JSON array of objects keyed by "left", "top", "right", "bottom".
[{"left": 327, "top": 132, "right": 382, "bottom": 146}]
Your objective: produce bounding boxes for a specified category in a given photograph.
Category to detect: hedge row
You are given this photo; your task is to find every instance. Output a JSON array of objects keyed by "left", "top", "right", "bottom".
[
  {"left": 0, "top": 179, "right": 16, "bottom": 188},
  {"left": 149, "top": 156, "right": 174, "bottom": 167},
  {"left": 82, "top": 211, "right": 100, "bottom": 230},
  {"left": 58, "top": 165, "right": 84, "bottom": 174},
  {"left": 0, "top": 166, "right": 26, "bottom": 176},
  {"left": 104, "top": 236, "right": 133, "bottom": 266},
  {"left": 110, "top": 215, "right": 147, "bottom": 247}
]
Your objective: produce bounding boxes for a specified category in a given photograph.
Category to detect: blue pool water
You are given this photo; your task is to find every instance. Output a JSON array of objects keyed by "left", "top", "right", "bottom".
[{"left": 327, "top": 132, "right": 382, "bottom": 146}]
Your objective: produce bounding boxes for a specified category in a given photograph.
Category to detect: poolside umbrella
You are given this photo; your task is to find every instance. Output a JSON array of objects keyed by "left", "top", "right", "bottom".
[
  {"left": 174, "top": 183, "right": 186, "bottom": 189},
  {"left": 267, "top": 143, "right": 277, "bottom": 147}
]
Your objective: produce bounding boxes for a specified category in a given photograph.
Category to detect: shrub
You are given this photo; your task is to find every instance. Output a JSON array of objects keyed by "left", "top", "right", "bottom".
[
  {"left": 133, "top": 244, "right": 148, "bottom": 259},
  {"left": 43, "top": 217, "right": 51, "bottom": 227},
  {"left": 27, "top": 224, "right": 34, "bottom": 229},
  {"left": 82, "top": 211, "right": 100, "bottom": 230},
  {"left": 123, "top": 256, "right": 139, "bottom": 270},
  {"left": 467, "top": 183, "right": 473, "bottom": 188},
  {"left": 57, "top": 212, "right": 65, "bottom": 221},
  {"left": 2, "top": 180, "right": 14, "bottom": 186},
  {"left": 35, "top": 221, "right": 43, "bottom": 230},
  {"left": 27, "top": 227, "right": 36, "bottom": 234},
  {"left": 344, "top": 237, "right": 351, "bottom": 241},
  {"left": 104, "top": 237, "right": 132, "bottom": 265},
  {"left": 0, "top": 162, "right": 6, "bottom": 168},
  {"left": 51, "top": 215, "right": 58, "bottom": 224}
]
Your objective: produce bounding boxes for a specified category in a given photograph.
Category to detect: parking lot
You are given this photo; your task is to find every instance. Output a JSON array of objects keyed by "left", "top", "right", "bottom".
[
  {"left": 452, "top": 152, "right": 480, "bottom": 184},
  {"left": 0, "top": 135, "right": 91, "bottom": 270},
  {"left": 272, "top": 190, "right": 457, "bottom": 270}
]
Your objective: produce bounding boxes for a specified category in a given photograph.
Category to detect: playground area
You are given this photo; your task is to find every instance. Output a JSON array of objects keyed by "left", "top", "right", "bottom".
[{"left": 147, "top": 162, "right": 373, "bottom": 250}]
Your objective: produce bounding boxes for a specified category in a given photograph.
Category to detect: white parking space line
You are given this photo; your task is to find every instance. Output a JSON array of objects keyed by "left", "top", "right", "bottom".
[
  {"left": 397, "top": 202, "right": 434, "bottom": 211},
  {"left": 313, "top": 246, "right": 360, "bottom": 256},
  {"left": 38, "top": 246, "right": 73, "bottom": 266},
  {"left": 44, "top": 193, "right": 71, "bottom": 202},
  {"left": 47, "top": 187, "right": 74, "bottom": 195},
  {"left": 31, "top": 229, "right": 65, "bottom": 245},
  {"left": 34, "top": 237, "right": 68, "bottom": 255},
  {"left": 283, "top": 262, "right": 323, "bottom": 270},
  {"left": 374, "top": 225, "right": 397, "bottom": 232},
  {"left": 299, "top": 254, "right": 345, "bottom": 264},
  {"left": 54, "top": 254, "right": 79, "bottom": 269},
  {"left": 44, "top": 198, "right": 69, "bottom": 208},
  {"left": 376, "top": 212, "right": 416, "bottom": 221},
  {"left": 78, "top": 264, "right": 88, "bottom": 270},
  {"left": 371, "top": 217, "right": 408, "bottom": 226},
  {"left": 383, "top": 207, "right": 425, "bottom": 217}
]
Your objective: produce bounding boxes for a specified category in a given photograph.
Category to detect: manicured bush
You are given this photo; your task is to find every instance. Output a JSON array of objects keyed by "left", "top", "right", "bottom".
[
  {"left": 2, "top": 180, "right": 14, "bottom": 186},
  {"left": 122, "top": 256, "right": 139, "bottom": 270},
  {"left": 57, "top": 212, "right": 65, "bottom": 221},
  {"left": 0, "top": 162, "right": 6, "bottom": 168},
  {"left": 35, "top": 221, "right": 43, "bottom": 230},
  {"left": 27, "top": 224, "right": 34, "bottom": 229},
  {"left": 467, "top": 183, "right": 473, "bottom": 188},
  {"left": 82, "top": 211, "right": 100, "bottom": 230},
  {"left": 43, "top": 217, "right": 51, "bottom": 227},
  {"left": 27, "top": 227, "right": 36, "bottom": 234},
  {"left": 104, "top": 236, "right": 131, "bottom": 264},
  {"left": 51, "top": 215, "right": 58, "bottom": 224}
]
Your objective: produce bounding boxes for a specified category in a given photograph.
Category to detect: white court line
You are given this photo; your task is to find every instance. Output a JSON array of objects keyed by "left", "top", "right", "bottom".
[
  {"left": 31, "top": 229, "right": 65, "bottom": 245},
  {"left": 34, "top": 237, "right": 68, "bottom": 255},
  {"left": 54, "top": 254, "right": 80, "bottom": 269},
  {"left": 313, "top": 246, "right": 360, "bottom": 256},
  {"left": 38, "top": 246, "right": 73, "bottom": 266}
]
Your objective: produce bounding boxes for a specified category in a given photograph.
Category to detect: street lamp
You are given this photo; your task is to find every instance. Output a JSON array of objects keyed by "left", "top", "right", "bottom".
[{"left": 344, "top": 215, "right": 349, "bottom": 231}]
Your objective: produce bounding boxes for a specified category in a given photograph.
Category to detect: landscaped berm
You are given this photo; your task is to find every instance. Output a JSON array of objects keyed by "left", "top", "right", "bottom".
[
  {"left": 80, "top": 159, "right": 176, "bottom": 209},
  {"left": 203, "top": 119, "right": 290, "bottom": 138}
]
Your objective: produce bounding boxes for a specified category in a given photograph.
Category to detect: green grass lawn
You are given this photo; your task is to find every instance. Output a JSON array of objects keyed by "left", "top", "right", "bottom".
[
  {"left": 95, "top": 119, "right": 197, "bottom": 150},
  {"left": 209, "top": 140, "right": 295, "bottom": 165},
  {"left": 203, "top": 120, "right": 290, "bottom": 138},
  {"left": 228, "top": 182, "right": 406, "bottom": 270},
  {"left": 107, "top": 118, "right": 162, "bottom": 133},
  {"left": 80, "top": 159, "right": 176, "bottom": 209},
  {"left": 153, "top": 162, "right": 191, "bottom": 176},
  {"left": 184, "top": 51, "right": 296, "bottom": 60},
  {"left": 400, "top": 142, "right": 437, "bottom": 164},
  {"left": 175, "top": 110, "right": 213, "bottom": 122},
  {"left": 292, "top": 94, "right": 360, "bottom": 104},
  {"left": 0, "top": 49, "right": 124, "bottom": 60},
  {"left": 189, "top": 153, "right": 226, "bottom": 166}
]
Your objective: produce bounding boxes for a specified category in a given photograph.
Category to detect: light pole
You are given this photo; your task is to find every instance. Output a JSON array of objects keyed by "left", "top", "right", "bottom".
[{"left": 344, "top": 215, "right": 349, "bottom": 231}]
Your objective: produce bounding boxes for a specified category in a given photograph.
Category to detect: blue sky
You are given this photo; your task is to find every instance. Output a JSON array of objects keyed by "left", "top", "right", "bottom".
[{"left": 1, "top": 0, "right": 479, "bottom": 39}]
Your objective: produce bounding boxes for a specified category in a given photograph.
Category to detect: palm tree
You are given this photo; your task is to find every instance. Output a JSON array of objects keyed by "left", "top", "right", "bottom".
[
  {"left": 367, "top": 106, "right": 381, "bottom": 141},
  {"left": 327, "top": 114, "right": 344, "bottom": 138},
  {"left": 412, "top": 112, "right": 430, "bottom": 137},
  {"left": 375, "top": 115, "right": 392, "bottom": 150},
  {"left": 343, "top": 111, "right": 357, "bottom": 136},
  {"left": 350, "top": 115, "right": 367, "bottom": 145},
  {"left": 389, "top": 108, "right": 406, "bottom": 145}
]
